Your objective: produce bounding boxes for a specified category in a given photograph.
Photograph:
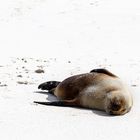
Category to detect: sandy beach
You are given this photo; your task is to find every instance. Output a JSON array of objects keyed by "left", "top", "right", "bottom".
[{"left": 0, "top": 0, "right": 140, "bottom": 140}]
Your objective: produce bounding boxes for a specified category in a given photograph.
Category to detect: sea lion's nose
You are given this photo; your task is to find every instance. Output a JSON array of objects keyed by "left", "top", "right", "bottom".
[{"left": 109, "top": 111, "right": 114, "bottom": 115}]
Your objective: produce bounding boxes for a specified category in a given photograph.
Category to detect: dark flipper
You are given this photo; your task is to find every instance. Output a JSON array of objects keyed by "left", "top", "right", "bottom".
[
  {"left": 38, "top": 81, "right": 61, "bottom": 91},
  {"left": 90, "top": 68, "right": 117, "bottom": 77},
  {"left": 34, "top": 99, "right": 80, "bottom": 108}
]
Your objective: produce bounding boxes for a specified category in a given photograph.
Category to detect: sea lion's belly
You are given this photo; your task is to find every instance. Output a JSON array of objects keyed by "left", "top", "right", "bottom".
[{"left": 79, "top": 85, "right": 106, "bottom": 110}]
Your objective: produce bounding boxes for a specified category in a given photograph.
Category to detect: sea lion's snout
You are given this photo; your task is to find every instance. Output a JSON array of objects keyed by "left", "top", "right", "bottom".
[
  {"left": 106, "top": 96, "right": 128, "bottom": 115},
  {"left": 110, "top": 99, "right": 122, "bottom": 111}
]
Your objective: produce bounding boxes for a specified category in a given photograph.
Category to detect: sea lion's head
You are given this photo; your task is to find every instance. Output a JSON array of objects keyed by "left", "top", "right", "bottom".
[{"left": 105, "top": 95, "right": 131, "bottom": 115}]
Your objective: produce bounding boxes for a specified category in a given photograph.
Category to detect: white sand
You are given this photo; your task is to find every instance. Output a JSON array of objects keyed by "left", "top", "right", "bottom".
[{"left": 0, "top": 0, "right": 140, "bottom": 140}]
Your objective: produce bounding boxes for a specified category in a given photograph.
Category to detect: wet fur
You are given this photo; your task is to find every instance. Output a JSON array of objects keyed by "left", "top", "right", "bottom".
[{"left": 35, "top": 69, "right": 133, "bottom": 115}]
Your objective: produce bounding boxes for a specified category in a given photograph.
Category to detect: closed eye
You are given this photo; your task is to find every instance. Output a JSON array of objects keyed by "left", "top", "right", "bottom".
[{"left": 121, "top": 109, "right": 126, "bottom": 112}]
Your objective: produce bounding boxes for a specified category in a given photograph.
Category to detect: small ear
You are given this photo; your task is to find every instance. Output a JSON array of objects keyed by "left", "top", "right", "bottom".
[{"left": 90, "top": 68, "right": 117, "bottom": 77}]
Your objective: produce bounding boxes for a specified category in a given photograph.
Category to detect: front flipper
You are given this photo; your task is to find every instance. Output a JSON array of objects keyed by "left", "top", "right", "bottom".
[{"left": 90, "top": 68, "right": 117, "bottom": 77}]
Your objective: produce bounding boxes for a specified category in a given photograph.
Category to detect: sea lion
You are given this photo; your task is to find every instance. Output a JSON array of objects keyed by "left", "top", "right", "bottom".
[{"left": 34, "top": 69, "right": 133, "bottom": 115}]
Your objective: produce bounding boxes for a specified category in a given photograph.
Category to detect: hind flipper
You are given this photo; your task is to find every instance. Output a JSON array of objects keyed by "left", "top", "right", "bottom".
[
  {"left": 34, "top": 99, "right": 80, "bottom": 108},
  {"left": 38, "top": 81, "right": 61, "bottom": 91}
]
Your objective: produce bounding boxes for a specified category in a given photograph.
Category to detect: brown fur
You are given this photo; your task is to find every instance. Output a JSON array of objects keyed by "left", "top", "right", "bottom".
[{"left": 35, "top": 69, "right": 133, "bottom": 115}]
